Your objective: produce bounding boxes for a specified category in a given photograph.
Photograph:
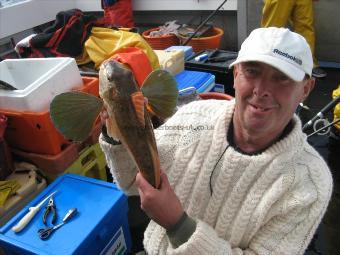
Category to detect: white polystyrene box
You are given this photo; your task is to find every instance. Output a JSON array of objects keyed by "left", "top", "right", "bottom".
[{"left": 0, "top": 57, "right": 83, "bottom": 112}]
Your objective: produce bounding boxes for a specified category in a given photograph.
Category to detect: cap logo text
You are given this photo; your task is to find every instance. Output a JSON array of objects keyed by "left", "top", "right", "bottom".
[{"left": 273, "top": 49, "right": 302, "bottom": 65}]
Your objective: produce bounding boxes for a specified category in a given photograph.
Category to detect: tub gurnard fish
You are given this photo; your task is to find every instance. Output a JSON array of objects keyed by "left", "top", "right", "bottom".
[{"left": 50, "top": 59, "right": 178, "bottom": 188}]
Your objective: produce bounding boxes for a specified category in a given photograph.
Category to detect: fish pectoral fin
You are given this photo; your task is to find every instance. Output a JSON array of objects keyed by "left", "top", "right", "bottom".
[
  {"left": 50, "top": 92, "right": 103, "bottom": 142},
  {"left": 141, "top": 69, "right": 178, "bottom": 120},
  {"left": 131, "top": 91, "right": 146, "bottom": 128}
]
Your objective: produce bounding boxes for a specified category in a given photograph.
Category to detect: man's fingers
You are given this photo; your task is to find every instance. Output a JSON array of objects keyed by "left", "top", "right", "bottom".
[
  {"left": 159, "top": 171, "right": 170, "bottom": 189},
  {"left": 136, "top": 172, "right": 153, "bottom": 193},
  {"left": 99, "top": 109, "right": 109, "bottom": 125}
]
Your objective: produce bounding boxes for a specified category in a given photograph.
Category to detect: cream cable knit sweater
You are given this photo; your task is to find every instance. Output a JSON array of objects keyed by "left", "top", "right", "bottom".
[{"left": 99, "top": 99, "right": 333, "bottom": 255}]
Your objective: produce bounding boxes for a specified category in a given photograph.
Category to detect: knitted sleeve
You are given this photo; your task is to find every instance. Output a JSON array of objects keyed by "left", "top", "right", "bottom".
[
  {"left": 99, "top": 133, "right": 139, "bottom": 195},
  {"left": 164, "top": 159, "right": 332, "bottom": 255}
]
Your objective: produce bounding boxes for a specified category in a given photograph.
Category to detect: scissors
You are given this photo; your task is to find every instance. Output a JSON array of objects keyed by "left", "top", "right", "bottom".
[{"left": 38, "top": 208, "right": 77, "bottom": 240}]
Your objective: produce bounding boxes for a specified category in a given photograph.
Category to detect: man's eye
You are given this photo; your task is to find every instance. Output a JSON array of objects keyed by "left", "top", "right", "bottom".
[
  {"left": 276, "top": 74, "right": 290, "bottom": 83},
  {"left": 244, "top": 68, "right": 259, "bottom": 76}
]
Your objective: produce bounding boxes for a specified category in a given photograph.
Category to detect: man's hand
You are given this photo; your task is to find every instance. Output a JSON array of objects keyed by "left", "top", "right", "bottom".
[
  {"left": 99, "top": 108, "right": 109, "bottom": 125},
  {"left": 136, "top": 171, "right": 184, "bottom": 230}
]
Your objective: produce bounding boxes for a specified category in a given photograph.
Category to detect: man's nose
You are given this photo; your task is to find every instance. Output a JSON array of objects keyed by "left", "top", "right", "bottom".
[{"left": 253, "top": 77, "right": 272, "bottom": 98}]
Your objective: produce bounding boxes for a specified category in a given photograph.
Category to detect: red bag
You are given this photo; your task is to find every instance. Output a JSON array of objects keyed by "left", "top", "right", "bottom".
[
  {"left": 101, "top": 0, "right": 134, "bottom": 28},
  {"left": 111, "top": 47, "right": 153, "bottom": 87}
]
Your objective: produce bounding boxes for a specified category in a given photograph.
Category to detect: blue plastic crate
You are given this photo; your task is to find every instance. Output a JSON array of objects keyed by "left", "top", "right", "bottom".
[
  {"left": 0, "top": 174, "right": 131, "bottom": 255},
  {"left": 210, "top": 83, "right": 225, "bottom": 93},
  {"left": 176, "top": 70, "right": 215, "bottom": 94}
]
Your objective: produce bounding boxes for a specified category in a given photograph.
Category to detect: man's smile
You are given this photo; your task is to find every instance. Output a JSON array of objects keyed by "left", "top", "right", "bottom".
[{"left": 247, "top": 101, "right": 278, "bottom": 115}]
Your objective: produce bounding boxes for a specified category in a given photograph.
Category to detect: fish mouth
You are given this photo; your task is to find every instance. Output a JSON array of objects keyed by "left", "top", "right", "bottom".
[
  {"left": 103, "top": 60, "right": 131, "bottom": 82},
  {"left": 103, "top": 60, "right": 117, "bottom": 82}
]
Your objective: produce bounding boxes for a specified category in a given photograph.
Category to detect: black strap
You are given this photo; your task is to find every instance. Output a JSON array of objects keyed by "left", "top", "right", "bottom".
[{"left": 101, "top": 125, "right": 121, "bottom": 145}]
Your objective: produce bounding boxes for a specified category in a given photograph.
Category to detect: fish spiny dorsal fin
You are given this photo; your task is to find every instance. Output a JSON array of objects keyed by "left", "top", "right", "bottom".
[
  {"left": 141, "top": 70, "right": 178, "bottom": 120},
  {"left": 131, "top": 91, "right": 146, "bottom": 128},
  {"left": 50, "top": 92, "right": 103, "bottom": 142}
]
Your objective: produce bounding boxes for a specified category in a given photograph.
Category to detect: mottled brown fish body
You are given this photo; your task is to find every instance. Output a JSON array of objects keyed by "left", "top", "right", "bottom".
[{"left": 99, "top": 60, "right": 160, "bottom": 188}]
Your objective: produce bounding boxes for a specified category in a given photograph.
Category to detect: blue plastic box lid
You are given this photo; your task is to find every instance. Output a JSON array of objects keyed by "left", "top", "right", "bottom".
[
  {"left": 176, "top": 70, "right": 215, "bottom": 94},
  {"left": 0, "top": 174, "right": 131, "bottom": 255}
]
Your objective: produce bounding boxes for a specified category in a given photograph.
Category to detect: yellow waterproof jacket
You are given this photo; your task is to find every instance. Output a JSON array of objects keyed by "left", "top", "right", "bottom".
[
  {"left": 261, "top": 0, "right": 317, "bottom": 66},
  {"left": 77, "top": 27, "right": 159, "bottom": 70}
]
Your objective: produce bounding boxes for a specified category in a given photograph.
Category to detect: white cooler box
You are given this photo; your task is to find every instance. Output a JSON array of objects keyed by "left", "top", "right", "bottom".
[{"left": 0, "top": 57, "right": 83, "bottom": 112}]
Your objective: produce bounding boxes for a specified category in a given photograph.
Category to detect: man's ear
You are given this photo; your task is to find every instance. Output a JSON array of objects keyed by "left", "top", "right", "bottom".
[
  {"left": 232, "top": 65, "right": 239, "bottom": 88},
  {"left": 302, "top": 77, "right": 315, "bottom": 100},
  {"left": 233, "top": 64, "right": 239, "bottom": 77}
]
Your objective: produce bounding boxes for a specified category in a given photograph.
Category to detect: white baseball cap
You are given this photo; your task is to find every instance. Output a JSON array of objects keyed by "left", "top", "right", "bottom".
[{"left": 230, "top": 27, "right": 313, "bottom": 82}]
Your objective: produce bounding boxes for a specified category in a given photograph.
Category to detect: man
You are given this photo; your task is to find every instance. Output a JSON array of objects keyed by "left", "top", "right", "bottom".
[
  {"left": 261, "top": 0, "right": 327, "bottom": 78},
  {"left": 100, "top": 27, "right": 333, "bottom": 254}
]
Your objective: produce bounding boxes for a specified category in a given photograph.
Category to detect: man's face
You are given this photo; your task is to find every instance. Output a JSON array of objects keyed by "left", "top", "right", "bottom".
[{"left": 233, "top": 62, "right": 314, "bottom": 137}]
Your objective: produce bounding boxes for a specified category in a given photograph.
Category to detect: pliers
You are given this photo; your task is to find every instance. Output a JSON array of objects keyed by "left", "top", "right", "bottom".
[{"left": 42, "top": 197, "right": 57, "bottom": 225}]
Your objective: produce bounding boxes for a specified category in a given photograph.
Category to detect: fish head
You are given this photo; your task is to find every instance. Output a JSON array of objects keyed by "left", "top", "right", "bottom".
[
  {"left": 98, "top": 59, "right": 140, "bottom": 142},
  {"left": 99, "top": 59, "right": 137, "bottom": 101}
]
